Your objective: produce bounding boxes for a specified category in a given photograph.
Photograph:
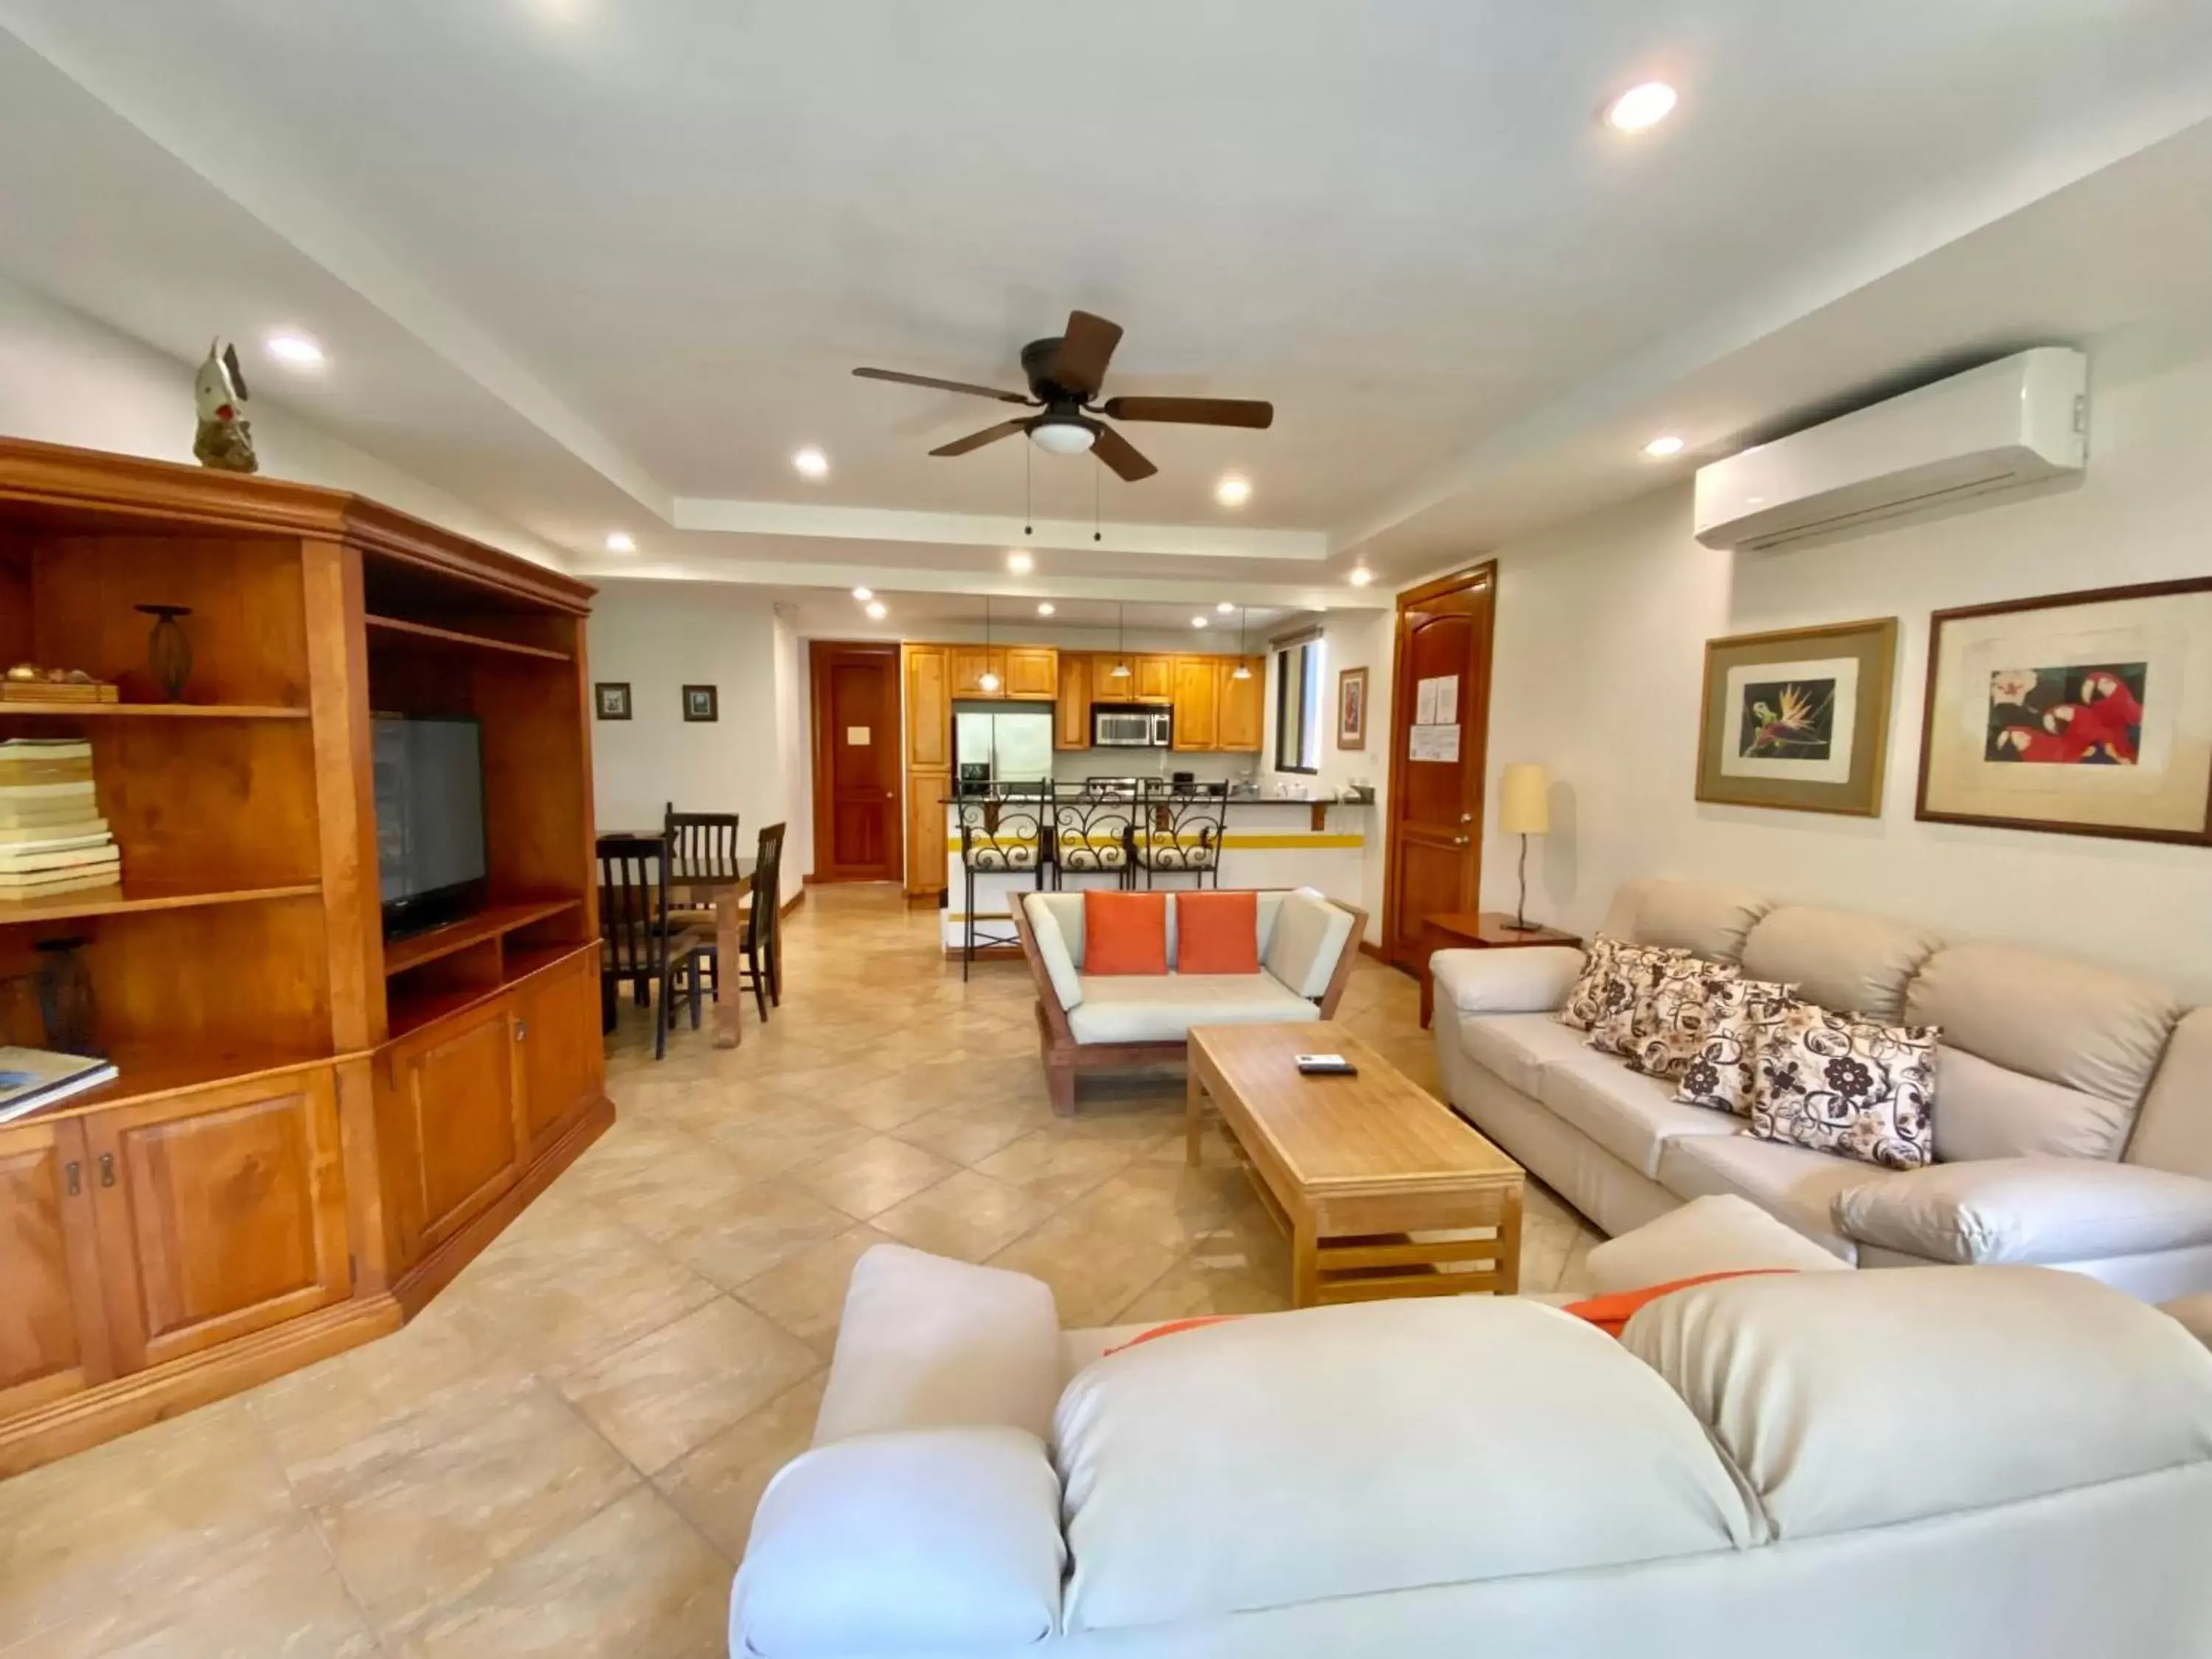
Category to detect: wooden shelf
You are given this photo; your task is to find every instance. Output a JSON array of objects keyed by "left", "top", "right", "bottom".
[
  {"left": 365, "top": 613, "right": 572, "bottom": 662},
  {"left": 15, "top": 1040, "right": 344, "bottom": 1124},
  {"left": 0, "top": 701, "right": 309, "bottom": 719},
  {"left": 0, "top": 878, "right": 321, "bottom": 925},
  {"left": 386, "top": 937, "right": 596, "bottom": 1040},
  {"left": 381, "top": 898, "right": 582, "bottom": 975}
]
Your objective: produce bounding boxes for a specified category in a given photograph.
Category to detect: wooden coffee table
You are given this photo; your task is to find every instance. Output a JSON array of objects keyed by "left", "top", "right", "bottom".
[{"left": 1186, "top": 1022, "right": 1525, "bottom": 1307}]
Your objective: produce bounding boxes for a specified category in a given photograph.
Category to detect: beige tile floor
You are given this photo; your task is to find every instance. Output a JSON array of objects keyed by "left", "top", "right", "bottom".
[{"left": 0, "top": 885, "right": 1601, "bottom": 1658}]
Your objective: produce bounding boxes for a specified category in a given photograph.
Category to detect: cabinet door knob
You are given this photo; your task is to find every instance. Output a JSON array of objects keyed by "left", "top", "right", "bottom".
[
  {"left": 515, "top": 1018, "right": 529, "bottom": 1042},
  {"left": 98, "top": 1152, "right": 116, "bottom": 1188},
  {"left": 1452, "top": 835, "right": 1470, "bottom": 847},
  {"left": 65, "top": 1159, "right": 82, "bottom": 1197}
]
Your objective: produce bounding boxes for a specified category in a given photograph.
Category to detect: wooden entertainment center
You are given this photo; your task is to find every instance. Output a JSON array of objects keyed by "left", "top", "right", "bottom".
[{"left": 0, "top": 437, "right": 610, "bottom": 1475}]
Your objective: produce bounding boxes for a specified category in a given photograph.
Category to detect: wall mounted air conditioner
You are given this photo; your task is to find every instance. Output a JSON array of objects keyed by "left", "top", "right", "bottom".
[{"left": 1693, "top": 347, "right": 2087, "bottom": 551}]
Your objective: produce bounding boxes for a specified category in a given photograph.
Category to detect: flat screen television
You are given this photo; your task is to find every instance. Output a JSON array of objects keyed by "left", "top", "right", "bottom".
[{"left": 373, "top": 714, "right": 488, "bottom": 938}]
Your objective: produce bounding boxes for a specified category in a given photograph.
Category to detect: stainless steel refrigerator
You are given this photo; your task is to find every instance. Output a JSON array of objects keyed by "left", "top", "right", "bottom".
[{"left": 953, "top": 704, "right": 1055, "bottom": 792}]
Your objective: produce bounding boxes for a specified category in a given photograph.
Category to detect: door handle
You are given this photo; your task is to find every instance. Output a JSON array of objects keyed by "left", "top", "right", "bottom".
[
  {"left": 65, "top": 1160, "right": 81, "bottom": 1197},
  {"left": 98, "top": 1152, "right": 116, "bottom": 1188},
  {"left": 1458, "top": 812, "right": 1472, "bottom": 824},
  {"left": 1453, "top": 835, "right": 1470, "bottom": 847}
]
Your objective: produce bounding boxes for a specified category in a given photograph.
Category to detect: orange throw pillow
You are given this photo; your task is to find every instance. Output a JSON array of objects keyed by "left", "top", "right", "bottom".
[
  {"left": 1560, "top": 1269, "right": 1796, "bottom": 1338},
  {"left": 1084, "top": 890, "right": 1169, "bottom": 975},
  {"left": 1103, "top": 1315, "right": 1242, "bottom": 1356},
  {"left": 1175, "top": 890, "right": 1259, "bottom": 975}
]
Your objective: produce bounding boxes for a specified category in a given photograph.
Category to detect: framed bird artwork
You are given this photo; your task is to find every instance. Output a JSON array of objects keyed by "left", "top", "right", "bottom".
[
  {"left": 1695, "top": 617, "right": 1899, "bottom": 816},
  {"left": 1917, "top": 577, "right": 2212, "bottom": 845}
]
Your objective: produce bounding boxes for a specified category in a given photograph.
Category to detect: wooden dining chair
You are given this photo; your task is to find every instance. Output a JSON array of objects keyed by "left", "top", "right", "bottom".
[
  {"left": 597, "top": 832, "right": 709, "bottom": 1060},
  {"left": 664, "top": 803, "right": 742, "bottom": 994},
  {"left": 734, "top": 821, "right": 786, "bottom": 1021}
]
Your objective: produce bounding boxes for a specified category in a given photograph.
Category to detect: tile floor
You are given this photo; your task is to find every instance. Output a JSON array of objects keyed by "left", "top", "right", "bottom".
[{"left": 0, "top": 885, "right": 1601, "bottom": 1658}]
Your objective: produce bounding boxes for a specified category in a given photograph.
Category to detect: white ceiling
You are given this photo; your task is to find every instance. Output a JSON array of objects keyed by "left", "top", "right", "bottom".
[{"left": 3, "top": 1, "right": 2211, "bottom": 605}]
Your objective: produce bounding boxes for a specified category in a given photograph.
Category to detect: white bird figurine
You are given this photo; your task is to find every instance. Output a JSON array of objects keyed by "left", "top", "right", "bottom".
[{"left": 192, "top": 338, "right": 258, "bottom": 473}]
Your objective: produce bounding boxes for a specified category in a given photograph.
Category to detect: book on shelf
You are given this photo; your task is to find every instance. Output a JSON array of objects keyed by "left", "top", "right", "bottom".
[
  {"left": 0, "top": 801, "right": 104, "bottom": 830},
  {"left": 0, "top": 844, "right": 120, "bottom": 873},
  {"left": 0, "top": 782, "right": 97, "bottom": 810},
  {"left": 0, "top": 868, "right": 122, "bottom": 899},
  {"left": 0, "top": 827, "right": 111, "bottom": 853},
  {"left": 0, "top": 1048, "right": 119, "bottom": 1124},
  {"left": 0, "top": 739, "right": 94, "bottom": 759}
]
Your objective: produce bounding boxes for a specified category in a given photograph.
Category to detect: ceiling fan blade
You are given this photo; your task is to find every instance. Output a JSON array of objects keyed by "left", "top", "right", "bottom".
[
  {"left": 1050, "top": 310, "right": 1124, "bottom": 397},
  {"left": 854, "top": 366, "right": 1032, "bottom": 405},
  {"left": 930, "top": 419, "right": 1031, "bottom": 457},
  {"left": 1099, "top": 395, "right": 1274, "bottom": 430},
  {"left": 1091, "top": 423, "right": 1158, "bottom": 482}
]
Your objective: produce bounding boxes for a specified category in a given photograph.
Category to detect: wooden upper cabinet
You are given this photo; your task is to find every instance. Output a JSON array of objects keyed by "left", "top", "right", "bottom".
[
  {"left": 514, "top": 950, "right": 604, "bottom": 1163},
  {"left": 1001, "top": 647, "right": 1057, "bottom": 700},
  {"left": 948, "top": 646, "right": 1002, "bottom": 699},
  {"left": 1172, "top": 656, "right": 1221, "bottom": 750},
  {"left": 1218, "top": 657, "right": 1265, "bottom": 751},
  {"left": 1090, "top": 653, "right": 1134, "bottom": 705},
  {"left": 1056, "top": 652, "right": 1091, "bottom": 748},
  {"left": 905, "top": 645, "right": 951, "bottom": 766},
  {"left": 84, "top": 1069, "right": 351, "bottom": 1374},
  {"left": 0, "top": 1116, "right": 113, "bottom": 1415},
  {"left": 1134, "top": 655, "right": 1174, "bottom": 703}
]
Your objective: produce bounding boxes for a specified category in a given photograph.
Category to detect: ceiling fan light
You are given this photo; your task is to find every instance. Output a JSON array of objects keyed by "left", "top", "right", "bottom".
[{"left": 1030, "top": 418, "right": 1097, "bottom": 456}]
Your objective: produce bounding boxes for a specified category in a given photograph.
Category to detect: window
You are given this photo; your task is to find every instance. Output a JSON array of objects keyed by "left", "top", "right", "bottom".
[{"left": 1273, "top": 636, "right": 1326, "bottom": 773}]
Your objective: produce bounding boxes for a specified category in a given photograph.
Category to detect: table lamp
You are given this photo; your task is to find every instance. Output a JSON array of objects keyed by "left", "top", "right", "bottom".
[{"left": 1498, "top": 762, "right": 1550, "bottom": 931}]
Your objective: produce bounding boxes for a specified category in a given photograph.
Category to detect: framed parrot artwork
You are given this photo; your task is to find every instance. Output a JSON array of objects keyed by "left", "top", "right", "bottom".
[
  {"left": 1695, "top": 618, "right": 1898, "bottom": 816},
  {"left": 1918, "top": 577, "right": 2212, "bottom": 845}
]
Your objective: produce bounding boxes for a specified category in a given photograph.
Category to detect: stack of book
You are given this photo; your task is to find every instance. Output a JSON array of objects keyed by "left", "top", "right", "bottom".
[
  {"left": 0, "top": 738, "right": 121, "bottom": 901},
  {"left": 0, "top": 1046, "right": 119, "bottom": 1125}
]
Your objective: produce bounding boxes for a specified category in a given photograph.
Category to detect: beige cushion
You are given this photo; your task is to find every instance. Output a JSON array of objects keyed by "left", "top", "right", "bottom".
[
  {"left": 1906, "top": 942, "right": 2182, "bottom": 1110},
  {"left": 1054, "top": 1297, "right": 1752, "bottom": 1632},
  {"left": 1262, "top": 888, "right": 1355, "bottom": 998},
  {"left": 1021, "top": 893, "right": 1084, "bottom": 1011},
  {"left": 2166, "top": 1293, "right": 2212, "bottom": 1349},
  {"left": 1028, "top": 891, "right": 1089, "bottom": 967},
  {"left": 1632, "top": 879, "right": 1771, "bottom": 963},
  {"left": 1064, "top": 973, "right": 1318, "bottom": 1045},
  {"left": 1832, "top": 1158, "right": 2212, "bottom": 1265},
  {"left": 2128, "top": 1008, "right": 2212, "bottom": 1181},
  {"left": 1457, "top": 1011, "right": 1590, "bottom": 1099},
  {"left": 1430, "top": 945, "right": 1584, "bottom": 1016},
  {"left": 1623, "top": 1267, "right": 2212, "bottom": 1541},
  {"left": 1933, "top": 1045, "right": 2143, "bottom": 1164},
  {"left": 1655, "top": 1133, "right": 1871, "bottom": 1261},
  {"left": 1594, "top": 877, "right": 1655, "bottom": 944},
  {"left": 1739, "top": 905, "right": 1940, "bottom": 1023},
  {"left": 1538, "top": 1049, "right": 1740, "bottom": 1179},
  {"left": 1586, "top": 1195, "right": 1852, "bottom": 1294}
]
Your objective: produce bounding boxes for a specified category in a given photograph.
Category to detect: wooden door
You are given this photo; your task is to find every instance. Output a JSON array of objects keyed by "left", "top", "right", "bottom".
[
  {"left": 1134, "top": 656, "right": 1174, "bottom": 703},
  {"left": 1055, "top": 652, "right": 1090, "bottom": 748},
  {"left": 0, "top": 1116, "right": 112, "bottom": 1415},
  {"left": 1172, "top": 657, "right": 1221, "bottom": 750},
  {"left": 1218, "top": 658, "right": 1265, "bottom": 751},
  {"left": 385, "top": 1001, "right": 521, "bottom": 1263},
  {"left": 904, "top": 645, "right": 950, "bottom": 767},
  {"left": 86, "top": 1069, "right": 352, "bottom": 1373},
  {"left": 1383, "top": 564, "right": 1497, "bottom": 970},
  {"left": 949, "top": 647, "right": 1004, "bottom": 699},
  {"left": 1003, "top": 647, "right": 1057, "bottom": 700},
  {"left": 515, "top": 948, "right": 605, "bottom": 1161},
  {"left": 811, "top": 641, "right": 904, "bottom": 882}
]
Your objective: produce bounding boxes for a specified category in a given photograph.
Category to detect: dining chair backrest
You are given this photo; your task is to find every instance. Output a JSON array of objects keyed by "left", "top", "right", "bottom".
[
  {"left": 746, "top": 822, "right": 786, "bottom": 954},
  {"left": 664, "top": 804, "right": 744, "bottom": 883},
  {"left": 598, "top": 833, "right": 669, "bottom": 978}
]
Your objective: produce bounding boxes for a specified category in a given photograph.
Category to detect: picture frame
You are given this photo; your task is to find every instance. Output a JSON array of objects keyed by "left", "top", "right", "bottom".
[
  {"left": 682, "top": 684, "right": 720, "bottom": 723},
  {"left": 1694, "top": 617, "right": 1898, "bottom": 816},
  {"left": 594, "top": 681, "right": 632, "bottom": 721},
  {"left": 1336, "top": 667, "right": 1368, "bottom": 751},
  {"left": 1917, "top": 577, "right": 2212, "bottom": 845}
]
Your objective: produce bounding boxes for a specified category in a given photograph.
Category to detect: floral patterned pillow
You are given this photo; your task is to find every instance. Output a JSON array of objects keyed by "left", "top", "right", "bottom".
[
  {"left": 1586, "top": 943, "right": 1700, "bottom": 1059},
  {"left": 1674, "top": 977, "right": 1800, "bottom": 1115},
  {"left": 1626, "top": 956, "right": 1744, "bottom": 1079},
  {"left": 1558, "top": 935, "right": 1630, "bottom": 1031},
  {"left": 1747, "top": 1001, "right": 1938, "bottom": 1171}
]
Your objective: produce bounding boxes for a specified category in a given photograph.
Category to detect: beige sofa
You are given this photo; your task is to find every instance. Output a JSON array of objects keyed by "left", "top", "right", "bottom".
[
  {"left": 1433, "top": 878, "right": 2212, "bottom": 1301},
  {"left": 1012, "top": 888, "right": 1365, "bottom": 1114}
]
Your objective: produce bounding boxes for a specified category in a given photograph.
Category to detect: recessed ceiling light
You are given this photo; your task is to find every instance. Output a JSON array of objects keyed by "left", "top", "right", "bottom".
[
  {"left": 793, "top": 447, "right": 830, "bottom": 479},
  {"left": 1037, "top": 602, "right": 1056, "bottom": 616},
  {"left": 1006, "top": 550, "right": 1034, "bottom": 574},
  {"left": 1605, "top": 81, "right": 1678, "bottom": 132},
  {"left": 852, "top": 586, "right": 873, "bottom": 601},
  {"left": 1216, "top": 600, "right": 1236, "bottom": 613},
  {"left": 604, "top": 531, "right": 636, "bottom": 554},
  {"left": 1214, "top": 474, "right": 1252, "bottom": 507},
  {"left": 1349, "top": 567, "right": 1375, "bottom": 588},
  {"left": 1192, "top": 616, "right": 1209, "bottom": 629},
  {"left": 1643, "top": 434, "right": 1686, "bottom": 458},
  {"left": 865, "top": 601, "right": 887, "bottom": 620},
  {"left": 265, "top": 331, "right": 324, "bottom": 367}
]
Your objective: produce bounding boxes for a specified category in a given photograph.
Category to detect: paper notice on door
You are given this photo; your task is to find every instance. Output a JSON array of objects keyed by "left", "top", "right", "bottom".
[
  {"left": 1414, "top": 678, "right": 1438, "bottom": 725},
  {"left": 1431, "top": 675, "right": 1458, "bottom": 724},
  {"left": 846, "top": 726, "right": 871, "bottom": 745},
  {"left": 1408, "top": 724, "right": 1461, "bottom": 762},
  {"left": 1413, "top": 675, "right": 1459, "bottom": 726}
]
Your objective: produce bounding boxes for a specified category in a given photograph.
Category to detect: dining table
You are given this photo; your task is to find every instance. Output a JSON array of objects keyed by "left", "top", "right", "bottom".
[{"left": 601, "top": 830, "right": 762, "bottom": 1048}]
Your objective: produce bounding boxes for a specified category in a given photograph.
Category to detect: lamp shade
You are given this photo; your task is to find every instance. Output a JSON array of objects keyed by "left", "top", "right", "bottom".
[{"left": 1498, "top": 763, "right": 1551, "bottom": 835}]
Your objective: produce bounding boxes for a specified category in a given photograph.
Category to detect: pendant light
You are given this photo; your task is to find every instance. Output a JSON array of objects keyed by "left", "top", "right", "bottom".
[
  {"left": 1231, "top": 606, "right": 1253, "bottom": 678},
  {"left": 1110, "top": 602, "right": 1132, "bottom": 679},
  {"left": 978, "top": 594, "right": 1001, "bottom": 692}
]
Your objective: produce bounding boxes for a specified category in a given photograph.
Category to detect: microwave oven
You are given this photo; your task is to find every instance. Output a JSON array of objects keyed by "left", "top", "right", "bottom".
[{"left": 1092, "top": 703, "right": 1172, "bottom": 748}]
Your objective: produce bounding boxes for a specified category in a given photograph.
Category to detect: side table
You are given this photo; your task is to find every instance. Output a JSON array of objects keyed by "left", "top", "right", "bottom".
[{"left": 1418, "top": 911, "right": 1583, "bottom": 1029}]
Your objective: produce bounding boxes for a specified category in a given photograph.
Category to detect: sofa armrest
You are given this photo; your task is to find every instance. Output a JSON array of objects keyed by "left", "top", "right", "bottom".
[
  {"left": 1263, "top": 888, "right": 1357, "bottom": 999},
  {"left": 1020, "top": 893, "right": 1083, "bottom": 1011},
  {"left": 1587, "top": 1194, "right": 1851, "bottom": 1294},
  {"left": 1430, "top": 945, "right": 1585, "bottom": 1016},
  {"left": 1832, "top": 1157, "right": 2212, "bottom": 1265},
  {"left": 733, "top": 1426, "right": 1064, "bottom": 1658}
]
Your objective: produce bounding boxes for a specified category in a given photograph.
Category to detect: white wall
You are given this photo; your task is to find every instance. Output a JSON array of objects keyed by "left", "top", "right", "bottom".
[
  {"left": 0, "top": 273, "right": 567, "bottom": 570},
  {"left": 1261, "top": 608, "right": 1394, "bottom": 938},
  {"left": 1476, "top": 340, "right": 2212, "bottom": 1000}
]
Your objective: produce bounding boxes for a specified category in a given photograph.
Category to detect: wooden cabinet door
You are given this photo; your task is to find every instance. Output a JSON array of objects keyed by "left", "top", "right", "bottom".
[
  {"left": 1172, "top": 657, "right": 1220, "bottom": 750},
  {"left": 1091, "top": 653, "right": 1135, "bottom": 704},
  {"left": 1134, "top": 656, "right": 1174, "bottom": 703},
  {"left": 1056, "top": 652, "right": 1091, "bottom": 748},
  {"left": 903, "top": 645, "right": 950, "bottom": 767},
  {"left": 1217, "top": 658, "right": 1265, "bottom": 751},
  {"left": 907, "top": 768, "right": 950, "bottom": 894},
  {"left": 86, "top": 1070, "right": 351, "bottom": 1373},
  {"left": 1003, "top": 647, "right": 1057, "bottom": 700},
  {"left": 386, "top": 1002, "right": 522, "bottom": 1262},
  {"left": 515, "top": 949, "right": 605, "bottom": 1163},
  {"left": 948, "top": 647, "right": 1004, "bottom": 699},
  {"left": 0, "top": 1116, "right": 112, "bottom": 1415}
]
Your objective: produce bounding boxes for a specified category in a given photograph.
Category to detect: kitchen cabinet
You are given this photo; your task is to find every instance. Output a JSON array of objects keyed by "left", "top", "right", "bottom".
[
  {"left": 515, "top": 950, "right": 603, "bottom": 1163},
  {"left": 1135, "top": 655, "right": 1174, "bottom": 702},
  {"left": 1002, "top": 647, "right": 1058, "bottom": 700},
  {"left": 1171, "top": 656, "right": 1221, "bottom": 750},
  {"left": 1056, "top": 651, "right": 1091, "bottom": 748},
  {"left": 949, "top": 646, "right": 1002, "bottom": 699},
  {"left": 908, "top": 768, "right": 949, "bottom": 894},
  {"left": 904, "top": 645, "right": 950, "bottom": 766},
  {"left": 0, "top": 1116, "right": 112, "bottom": 1416},
  {"left": 1218, "top": 657, "right": 1266, "bottom": 751},
  {"left": 1091, "top": 653, "right": 1170, "bottom": 704}
]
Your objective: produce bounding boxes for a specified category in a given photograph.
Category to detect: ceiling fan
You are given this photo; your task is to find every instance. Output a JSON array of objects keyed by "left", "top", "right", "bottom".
[{"left": 852, "top": 310, "right": 1272, "bottom": 482}]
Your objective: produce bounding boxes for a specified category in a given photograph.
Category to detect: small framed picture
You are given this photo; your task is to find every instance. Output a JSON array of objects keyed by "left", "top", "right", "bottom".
[
  {"left": 594, "top": 681, "right": 632, "bottom": 721},
  {"left": 682, "top": 684, "right": 720, "bottom": 723},
  {"left": 1336, "top": 667, "right": 1368, "bottom": 751},
  {"left": 1695, "top": 618, "right": 1898, "bottom": 816}
]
